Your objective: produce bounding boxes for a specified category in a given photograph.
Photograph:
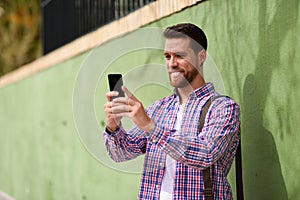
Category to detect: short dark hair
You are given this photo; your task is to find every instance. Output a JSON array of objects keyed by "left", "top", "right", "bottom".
[{"left": 163, "top": 23, "right": 208, "bottom": 52}]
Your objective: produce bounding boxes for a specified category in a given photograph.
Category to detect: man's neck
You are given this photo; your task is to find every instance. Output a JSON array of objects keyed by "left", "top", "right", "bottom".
[
  {"left": 177, "top": 87, "right": 193, "bottom": 104},
  {"left": 177, "top": 77, "right": 206, "bottom": 104}
]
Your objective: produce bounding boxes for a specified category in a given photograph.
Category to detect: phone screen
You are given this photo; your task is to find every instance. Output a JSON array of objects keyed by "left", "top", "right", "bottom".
[{"left": 108, "top": 74, "right": 125, "bottom": 99}]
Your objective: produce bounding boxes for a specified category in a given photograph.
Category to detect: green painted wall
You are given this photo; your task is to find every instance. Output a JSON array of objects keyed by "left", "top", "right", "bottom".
[{"left": 1, "top": 0, "right": 299, "bottom": 199}]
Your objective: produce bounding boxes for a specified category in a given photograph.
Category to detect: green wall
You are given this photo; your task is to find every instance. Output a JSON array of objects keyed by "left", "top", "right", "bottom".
[{"left": 1, "top": 0, "right": 299, "bottom": 199}]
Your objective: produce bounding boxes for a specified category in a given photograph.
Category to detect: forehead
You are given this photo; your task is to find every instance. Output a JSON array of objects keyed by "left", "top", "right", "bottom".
[{"left": 164, "top": 37, "right": 191, "bottom": 53}]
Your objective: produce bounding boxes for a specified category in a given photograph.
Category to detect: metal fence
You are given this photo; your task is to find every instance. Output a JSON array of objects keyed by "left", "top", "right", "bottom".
[
  {"left": 41, "top": 0, "right": 156, "bottom": 54},
  {"left": 76, "top": 0, "right": 156, "bottom": 35}
]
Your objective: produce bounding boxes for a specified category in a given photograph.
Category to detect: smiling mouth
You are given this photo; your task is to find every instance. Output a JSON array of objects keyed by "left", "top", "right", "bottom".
[{"left": 170, "top": 71, "right": 183, "bottom": 79}]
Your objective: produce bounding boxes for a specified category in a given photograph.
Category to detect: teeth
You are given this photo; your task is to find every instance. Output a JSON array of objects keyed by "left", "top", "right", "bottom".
[{"left": 171, "top": 72, "right": 181, "bottom": 79}]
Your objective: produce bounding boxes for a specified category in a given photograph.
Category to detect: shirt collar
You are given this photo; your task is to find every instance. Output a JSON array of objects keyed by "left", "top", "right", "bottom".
[
  {"left": 173, "top": 82, "right": 216, "bottom": 100},
  {"left": 193, "top": 82, "right": 215, "bottom": 98}
]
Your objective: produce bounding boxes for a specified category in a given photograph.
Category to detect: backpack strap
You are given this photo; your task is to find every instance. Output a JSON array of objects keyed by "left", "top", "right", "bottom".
[
  {"left": 200, "top": 95, "right": 244, "bottom": 200},
  {"left": 200, "top": 96, "right": 221, "bottom": 200},
  {"left": 235, "top": 138, "right": 244, "bottom": 200}
]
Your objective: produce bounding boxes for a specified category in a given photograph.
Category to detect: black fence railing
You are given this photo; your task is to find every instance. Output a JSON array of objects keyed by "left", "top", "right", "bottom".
[{"left": 41, "top": 0, "right": 156, "bottom": 54}]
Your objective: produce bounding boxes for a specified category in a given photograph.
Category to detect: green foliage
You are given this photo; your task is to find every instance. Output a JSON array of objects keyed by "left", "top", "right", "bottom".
[{"left": 0, "top": 0, "right": 41, "bottom": 76}]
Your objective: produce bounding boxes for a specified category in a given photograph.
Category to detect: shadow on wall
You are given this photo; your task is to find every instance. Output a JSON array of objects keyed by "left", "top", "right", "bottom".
[
  {"left": 242, "top": 0, "right": 299, "bottom": 199},
  {"left": 243, "top": 74, "right": 288, "bottom": 200}
]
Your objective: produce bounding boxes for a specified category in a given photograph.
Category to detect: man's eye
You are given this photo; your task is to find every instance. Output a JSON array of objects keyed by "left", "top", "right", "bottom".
[{"left": 164, "top": 55, "right": 171, "bottom": 59}]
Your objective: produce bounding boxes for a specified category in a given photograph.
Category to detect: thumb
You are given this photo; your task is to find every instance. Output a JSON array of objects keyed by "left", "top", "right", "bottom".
[{"left": 122, "top": 86, "right": 138, "bottom": 101}]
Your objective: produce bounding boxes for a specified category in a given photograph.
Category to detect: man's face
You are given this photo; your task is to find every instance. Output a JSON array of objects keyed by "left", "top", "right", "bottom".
[{"left": 164, "top": 37, "right": 201, "bottom": 88}]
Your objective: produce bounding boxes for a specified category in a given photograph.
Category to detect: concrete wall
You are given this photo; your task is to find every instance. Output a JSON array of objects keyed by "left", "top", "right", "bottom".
[{"left": 0, "top": 0, "right": 299, "bottom": 199}]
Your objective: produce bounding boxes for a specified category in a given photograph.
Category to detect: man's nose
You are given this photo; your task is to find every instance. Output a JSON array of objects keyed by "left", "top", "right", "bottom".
[{"left": 168, "top": 56, "right": 178, "bottom": 68}]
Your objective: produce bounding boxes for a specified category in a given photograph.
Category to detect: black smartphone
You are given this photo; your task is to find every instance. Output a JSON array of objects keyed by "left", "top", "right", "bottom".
[{"left": 108, "top": 74, "right": 125, "bottom": 99}]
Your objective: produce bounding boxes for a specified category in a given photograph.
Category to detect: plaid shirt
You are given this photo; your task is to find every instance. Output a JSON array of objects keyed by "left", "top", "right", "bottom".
[{"left": 104, "top": 83, "right": 240, "bottom": 200}]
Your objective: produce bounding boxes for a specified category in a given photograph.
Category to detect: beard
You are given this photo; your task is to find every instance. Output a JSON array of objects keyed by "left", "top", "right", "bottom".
[{"left": 169, "top": 67, "right": 199, "bottom": 88}]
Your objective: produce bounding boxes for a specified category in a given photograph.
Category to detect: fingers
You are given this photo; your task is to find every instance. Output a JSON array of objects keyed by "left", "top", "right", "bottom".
[
  {"left": 122, "top": 86, "right": 138, "bottom": 101},
  {"left": 112, "top": 96, "right": 135, "bottom": 107},
  {"left": 104, "top": 86, "right": 152, "bottom": 132},
  {"left": 104, "top": 90, "right": 134, "bottom": 131},
  {"left": 104, "top": 86, "right": 141, "bottom": 123},
  {"left": 106, "top": 91, "right": 119, "bottom": 102},
  {"left": 111, "top": 104, "right": 130, "bottom": 113},
  {"left": 105, "top": 98, "right": 131, "bottom": 113},
  {"left": 104, "top": 101, "right": 122, "bottom": 130}
]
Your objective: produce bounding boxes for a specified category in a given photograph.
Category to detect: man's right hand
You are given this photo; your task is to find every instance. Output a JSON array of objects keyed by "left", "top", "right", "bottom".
[
  {"left": 104, "top": 91, "right": 122, "bottom": 132},
  {"left": 104, "top": 86, "right": 154, "bottom": 133}
]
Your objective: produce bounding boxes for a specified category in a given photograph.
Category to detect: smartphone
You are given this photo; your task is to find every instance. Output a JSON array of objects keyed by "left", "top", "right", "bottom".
[{"left": 108, "top": 74, "right": 125, "bottom": 99}]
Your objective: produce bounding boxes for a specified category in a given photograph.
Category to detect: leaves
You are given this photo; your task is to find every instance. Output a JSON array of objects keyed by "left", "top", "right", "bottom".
[{"left": 0, "top": 0, "right": 41, "bottom": 76}]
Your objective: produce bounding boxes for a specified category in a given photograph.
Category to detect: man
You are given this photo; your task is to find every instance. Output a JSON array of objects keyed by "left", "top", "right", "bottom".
[{"left": 104, "top": 23, "right": 240, "bottom": 199}]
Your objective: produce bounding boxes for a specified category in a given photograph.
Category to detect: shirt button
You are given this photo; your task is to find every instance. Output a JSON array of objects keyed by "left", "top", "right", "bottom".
[{"left": 152, "top": 138, "right": 157, "bottom": 143}]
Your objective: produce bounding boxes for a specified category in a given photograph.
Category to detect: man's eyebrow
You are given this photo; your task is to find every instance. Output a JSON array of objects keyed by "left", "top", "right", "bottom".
[
  {"left": 175, "top": 51, "right": 187, "bottom": 55},
  {"left": 163, "top": 51, "right": 186, "bottom": 55}
]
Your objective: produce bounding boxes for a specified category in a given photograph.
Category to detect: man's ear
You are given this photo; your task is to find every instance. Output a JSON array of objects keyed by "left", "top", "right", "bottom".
[{"left": 198, "top": 49, "right": 206, "bottom": 64}]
